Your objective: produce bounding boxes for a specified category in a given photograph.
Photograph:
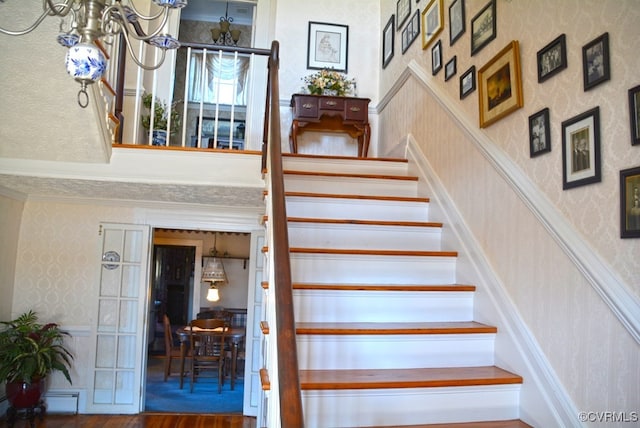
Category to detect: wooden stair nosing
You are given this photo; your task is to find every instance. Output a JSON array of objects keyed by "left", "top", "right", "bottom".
[
  {"left": 292, "top": 283, "right": 476, "bottom": 292},
  {"left": 299, "top": 366, "right": 523, "bottom": 390},
  {"left": 295, "top": 321, "right": 497, "bottom": 335},
  {"left": 290, "top": 247, "right": 458, "bottom": 257},
  {"left": 283, "top": 153, "right": 408, "bottom": 163},
  {"left": 285, "top": 191, "right": 429, "bottom": 203},
  {"left": 283, "top": 169, "right": 419, "bottom": 181},
  {"left": 286, "top": 217, "right": 444, "bottom": 228}
]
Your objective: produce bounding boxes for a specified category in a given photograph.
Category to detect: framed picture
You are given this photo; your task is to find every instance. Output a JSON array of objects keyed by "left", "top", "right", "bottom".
[
  {"left": 561, "top": 107, "right": 601, "bottom": 190},
  {"left": 421, "top": 0, "right": 443, "bottom": 50},
  {"left": 529, "top": 108, "right": 551, "bottom": 157},
  {"left": 470, "top": 0, "right": 496, "bottom": 56},
  {"left": 460, "top": 65, "right": 476, "bottom": 99},
  {"left": 537, "top": 34, "right": 567, "bottom": 83},
  {"left": 582, "top": 32, "right": 610, "bottom": 91},
  {"left": 445, "top": 56, "right": 457, "bottom": 81},
  {"left": 620, "top": 166, "right": 640, "bottom": 238},
  {"left": 307, "top": 21, "right": 349, "bottom": 73},
  {"left": 397, "top": 0, "right": 411, "bottom": 31},
  {"left": 431, "top": 40, "right": 442, "bottom": 75},
  {"left": 628, "top": 85, "right": 640, "bottom": 146},
  {"left": 449, "top": 0, "right": 465, "bottom": 46},
  {"left": 402, "top": 10, "right": 421, "bottom": 54},
  {"left": 382, "top": 15, "right": 395, "bottom": 69},
  {"left": 477, "top": 40, "right": 523, "bottom": 128}
]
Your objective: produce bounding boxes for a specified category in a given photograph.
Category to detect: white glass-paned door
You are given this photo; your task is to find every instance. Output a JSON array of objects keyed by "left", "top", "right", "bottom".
[{"left": 87, "top": 223, "right": 150, "bottom": 413}]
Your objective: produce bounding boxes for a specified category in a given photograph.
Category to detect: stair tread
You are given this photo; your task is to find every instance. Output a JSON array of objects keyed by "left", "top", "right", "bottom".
[
  {"left": 362, "top": 420, "right": 532, "bottom": 428},
  {"left": 284, "top": 169, "right": 418, "bottom": 181},
  {"left": 290, "top": 247, "right": 458, "bottom": 257},
  {"left": 286, "top": 191, "right": 429, "bottom": 203},
  {"left": 299, "top": 366, "right": 523, "bottom": 390},
  {"left": 296, "top": 321, "right": 496, "bottom": 335},
  {"left": 286, "top": 217, "right": 443, "bottom": 228},
  {"left": 283, "top": 153, "right": 408, "bottom": 163},
  {"left": 292, "top": 283, "right": 476, "bottom": 292}
]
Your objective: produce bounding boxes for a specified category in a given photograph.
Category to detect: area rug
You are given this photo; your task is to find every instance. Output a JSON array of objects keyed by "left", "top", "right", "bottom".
[{"left": 144, "top": 356, "right": 243, "bottom": 414}]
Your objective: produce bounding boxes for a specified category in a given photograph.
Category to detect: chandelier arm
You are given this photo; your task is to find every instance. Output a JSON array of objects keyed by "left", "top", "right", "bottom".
[
  {"left": 121, "top": 0, "right": 166, "bottom": 21},
  {"left": 0, "top": 7, "right": 54, "bottom": 36},
  {"left": 120, "top": 29, "right": 167, "bottom": 70},
  {"left": 44, "top": 0, "right": 74, "bottom": 17},
  {"left": 102, "top": 3, "right": 170, "bottom": 43}
]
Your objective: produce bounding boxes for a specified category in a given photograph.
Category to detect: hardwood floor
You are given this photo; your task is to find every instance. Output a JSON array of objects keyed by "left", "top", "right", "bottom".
[{"left": 3, "top": 413, "right": 256, "bottom": 428}]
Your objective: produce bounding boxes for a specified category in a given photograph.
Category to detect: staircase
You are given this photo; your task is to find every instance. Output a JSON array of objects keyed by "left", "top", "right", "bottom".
[{"left": 267, "top": 153, "right": 530, "bottom": 427}]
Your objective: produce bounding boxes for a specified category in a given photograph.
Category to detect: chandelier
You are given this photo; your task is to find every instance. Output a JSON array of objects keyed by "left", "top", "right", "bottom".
[
  {"left": 210, "top": 2, "right": 240, "bottom": 46},
  {"left": 0, "top": 0, "right": 187, "bottom": 108}
]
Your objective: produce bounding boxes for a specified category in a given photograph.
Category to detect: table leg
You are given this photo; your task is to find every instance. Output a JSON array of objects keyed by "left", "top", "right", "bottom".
[
  {"left": 231, "top": 342, "right": 238, "bottom": 390},
  {"left": 179, "top": 342, "right": 186, "bottom": 389}
]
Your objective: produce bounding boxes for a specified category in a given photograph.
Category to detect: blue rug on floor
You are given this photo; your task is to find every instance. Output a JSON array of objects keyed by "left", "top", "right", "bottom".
[{"left": 145, "top": 357, "right": 243, "bottom": 413}]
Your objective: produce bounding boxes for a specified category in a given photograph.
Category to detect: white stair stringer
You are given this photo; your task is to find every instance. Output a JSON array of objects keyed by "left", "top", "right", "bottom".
[{"left": 301, "top": 385, "right": 521, "bottom": 428}]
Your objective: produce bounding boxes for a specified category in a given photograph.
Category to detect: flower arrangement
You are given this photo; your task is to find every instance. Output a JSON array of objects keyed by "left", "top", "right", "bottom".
[
  {"left": 141, "top": 93, "right": 181, "bottom": 133},
  {"left": 302, "top": 69, "right": 355, "bottom": 96}
]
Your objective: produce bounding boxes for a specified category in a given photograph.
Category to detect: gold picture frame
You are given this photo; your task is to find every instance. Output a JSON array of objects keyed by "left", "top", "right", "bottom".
[
  {"left": 477, "top": 40, "right": 523, "bottom": 128},
  {"left": 421, "top": 0, "right": 443, "bottom": 50}
]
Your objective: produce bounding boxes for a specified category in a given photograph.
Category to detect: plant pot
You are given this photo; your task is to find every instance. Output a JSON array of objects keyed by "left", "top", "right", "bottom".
[
  {"left": 152, "top": 130, "right": 167, "bottom": 146},
  {"left": 6, "top": 378, "right": 46, "bottom": 409}
]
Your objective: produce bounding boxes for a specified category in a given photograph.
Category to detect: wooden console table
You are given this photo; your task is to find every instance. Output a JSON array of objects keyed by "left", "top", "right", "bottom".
[{"left": 289, "top": 94, "right": 371, "bottom": 157}]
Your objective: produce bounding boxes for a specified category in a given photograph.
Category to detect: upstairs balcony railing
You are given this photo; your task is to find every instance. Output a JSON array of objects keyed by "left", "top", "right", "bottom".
[{"left": 97, "top": 39, "right": 270, "bottom": 153}]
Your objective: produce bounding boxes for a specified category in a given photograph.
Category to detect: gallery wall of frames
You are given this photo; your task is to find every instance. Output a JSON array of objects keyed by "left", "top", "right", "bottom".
[{"left": 383, "top": 0, "right": 640, "bottom": 239}]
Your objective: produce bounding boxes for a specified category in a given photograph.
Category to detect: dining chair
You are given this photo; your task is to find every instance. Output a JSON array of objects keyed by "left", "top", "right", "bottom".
[
  {"left": 163, "top": 314, "right": 189, "bottom": 382},
  {"left": 188, "top": 318, "right": 228, "bottom": 393}
]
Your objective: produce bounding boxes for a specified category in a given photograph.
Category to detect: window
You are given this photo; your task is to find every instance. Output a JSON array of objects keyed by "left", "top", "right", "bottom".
[{"left": 188, "top": 51, "right": 250, "bottom": 106}]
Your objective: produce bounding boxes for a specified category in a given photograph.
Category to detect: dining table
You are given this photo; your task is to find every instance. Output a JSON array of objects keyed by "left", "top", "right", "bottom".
[{"left": 176, "top": 325, "right": 246, "bottom": 390}]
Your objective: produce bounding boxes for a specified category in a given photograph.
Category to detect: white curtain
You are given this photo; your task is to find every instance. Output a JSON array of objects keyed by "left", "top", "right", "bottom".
[{"left": 188, "top": 51, "right": 250, "bottom": 105}]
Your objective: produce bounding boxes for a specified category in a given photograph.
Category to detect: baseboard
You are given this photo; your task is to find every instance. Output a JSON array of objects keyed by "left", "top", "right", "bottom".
[
  {"left": 406, "top": 137, "right": 580, "bottom": 428},
  {"left": 44, "top": 391, "right": 80, "bottom": 414}
]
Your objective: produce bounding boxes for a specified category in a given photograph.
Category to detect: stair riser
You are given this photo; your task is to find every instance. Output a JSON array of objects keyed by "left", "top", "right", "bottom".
[
  {"left": 283, "top": 158, "right": 409, "bottom": 176},
  {"left": 286, "top": 197, "right": 430, "bottom": 222},
  {"left": 284, "top": 175, "right": 418, "bottom": 197},
  {"left": 293, "top": 290, "right": 474, "bottom": 322},
  {"left": 288, "top": 223, "right": 442, "bottom": 251},
  {"left": 290, "top": 254, "right": 457, "bottom": 284},
  {"left": 301, "top": 385, "right": 521, "bottom": 428},
  {"left": 296, "top": 334, "right": 496, "bottom": 370}
]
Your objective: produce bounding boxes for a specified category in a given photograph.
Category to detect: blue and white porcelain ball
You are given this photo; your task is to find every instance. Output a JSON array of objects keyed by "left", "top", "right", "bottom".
[{"left": 65, "top": 43, "right": 107, "bottom": 82}]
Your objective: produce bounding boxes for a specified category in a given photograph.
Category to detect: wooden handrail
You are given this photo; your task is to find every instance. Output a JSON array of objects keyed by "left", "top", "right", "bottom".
[{"left": 264, "top": 40, "right": 305, "bottom": 427}]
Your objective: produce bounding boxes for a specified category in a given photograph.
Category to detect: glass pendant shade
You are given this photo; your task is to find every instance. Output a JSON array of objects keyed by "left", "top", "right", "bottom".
[
  {"left": 206, "top": 286, "right": 220, "bottom": 302},
  {"left": 202, "top": 257, "right": 227, "bottom": 282}
]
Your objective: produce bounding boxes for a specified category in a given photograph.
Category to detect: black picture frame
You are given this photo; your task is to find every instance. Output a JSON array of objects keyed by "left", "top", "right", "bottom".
[
  {"left": 620, "top": 166, "right": 640, "bottom": 238},
  {"left": 561, "top": 107, "right": 601, "bottom": 190},
  {"left": 306, "top": 22, "right": 349, "bottom": 73},
  {"left": 459, "top": 65, "right": 476, "bottom": 99},
  {"left": 397, "top": 0, "right": 411, "bottom": 31},
  {"left": 537, "top": 34, "right": 567, "bottom": 83},
  {"left": 529, "top": 108, "right": 551, "bottom": 157},
  {"left": 431, "top": 39, "right": 442, "bottom": 75},
  {"left": 402, "top": 10, "right": 421, "bottom": 54},
  {"left": 383, "top": 15, "right": 395, "bottom": 69},
  {"left": 582, "top": 32, "right": 610, "bottom": 91},
  {"left": 470, "top": 0, "right": 496, "bottom": 56},
  {"left": 449, "top": 0, "right": 465, "bottom": 46},
  {"left": 628, "top": 85, "right": 640, "bottom": 146},
  {"left": 445, "top": 56, "right": 457, "bottom": 81}
]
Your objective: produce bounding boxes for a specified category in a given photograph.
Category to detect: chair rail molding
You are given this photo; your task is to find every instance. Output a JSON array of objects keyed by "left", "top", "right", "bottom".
[{"left": 382, "top": 59, "right": 640, "bottom": 346}]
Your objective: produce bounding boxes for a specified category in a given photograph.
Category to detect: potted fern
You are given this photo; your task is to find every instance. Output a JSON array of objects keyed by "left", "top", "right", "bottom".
[
  {"left": 141, "top": 93, "right": 181, "bottom": 146},
  {"left": 0, "top": 311, "right": 73, "bottom": 409}
]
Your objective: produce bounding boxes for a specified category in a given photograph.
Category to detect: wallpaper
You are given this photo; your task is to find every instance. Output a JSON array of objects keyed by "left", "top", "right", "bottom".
[{"left": 376, "top": 0, "right": 640, "bottom": 421}]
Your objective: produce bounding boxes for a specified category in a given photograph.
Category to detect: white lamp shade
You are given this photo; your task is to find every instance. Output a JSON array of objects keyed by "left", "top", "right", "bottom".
[
  {"left": 206, "top": 286, "right": 220, "bottom": 302},
  {"left": 65, "top": 43, "right": 107, "bottom": 82}
]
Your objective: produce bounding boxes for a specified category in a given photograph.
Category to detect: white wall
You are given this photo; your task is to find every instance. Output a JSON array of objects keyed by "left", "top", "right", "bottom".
[{"left": 377, "top": 0, "right": 640, "bottom": 421}]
